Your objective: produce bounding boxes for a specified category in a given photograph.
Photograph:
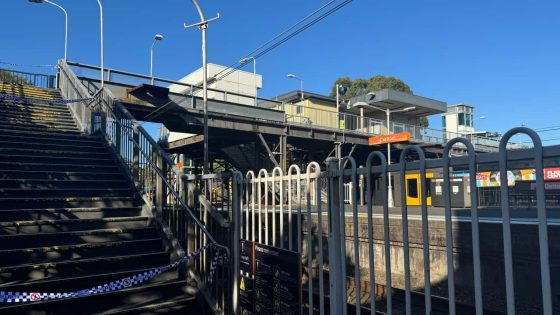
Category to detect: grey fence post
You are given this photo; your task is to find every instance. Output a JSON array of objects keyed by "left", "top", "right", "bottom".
[
  {"left": 326, "top": 157, "right": 345, "bottom": 315},
  {"left": 232, "top": 172, "right": 242, "bottom": 315}
]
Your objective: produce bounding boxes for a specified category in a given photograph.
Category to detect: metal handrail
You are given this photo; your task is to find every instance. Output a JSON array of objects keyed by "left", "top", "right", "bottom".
[
  {"left": 58, "top": 58, "right": 229, "bottom": 252},
  {"left": 0, "top": 67, "right": 56, "bottom": 89},
  {"left": 66, "top": 61, "right": 283, "bottom": 107},
  {"left": 99, "top": 87, "right": 229, "bottom": 255}
]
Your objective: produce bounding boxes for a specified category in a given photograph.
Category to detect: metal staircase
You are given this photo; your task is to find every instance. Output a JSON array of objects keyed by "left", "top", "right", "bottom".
[{"left": 0, "top": 63, "right": 230, "bottom": 314}]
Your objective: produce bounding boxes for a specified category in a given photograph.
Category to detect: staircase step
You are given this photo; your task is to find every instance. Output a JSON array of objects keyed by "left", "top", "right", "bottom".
[
  {"left": 0, "top": 237, "right": 163, "bottom": 267},
  {"left": 0, "top": 114, "right": 76, "bottom": 125},
  {"left": 0, "top": 133, "right": 105, "bottom": 147},
  {"left": 0, "top": 196, "right": 138, "bottom": 210},
  {"left": 0, "top": 156, "right": 115, "bottom": 167},
  {"left": 0, "top": 120, "right": 77, "bottom": 130},
  {"left": 0, "top": 162, "right": 119, "bottom": 173},
  {"left": 0, "top": 251, "right": 170, "bottom": 284},
  {"left": 0, "top": 280, "right": 202, "bottom": 315},
  {"left": 0, "top": 207, "right": 144, "bottom": 221},
  {"left": 0, "top": 104, "right": 72, "bottom": 116},
  {"left": 0, "top": 216, "right": 149, "bottom": 235},
  {"left": 0, "top": 154, "right": 113, "bottom": 165},
  {"left": 0, "top": 188, "right": 135, "bottom": 198},
  {"left": 0, "top": 148, "right": 110, "bottom": 159},
  {"left": 0, "top": 227, "right": 158, "bottom": 250},
  {"left": 0, "top": 99, "right": 67, "bottom": 109},
  {"left": 0, "top": 264, "right": 177, "bottom": 293},
  {"left": 0, "top": 128, "right": 93, "bottom": 141},
  {"left": 0, "top": 139, "right": 109, "bottom": 154},
  {"left": 0, "top": 179, "right": 130, "bottom": 190},
  {"left": 0, "top": 170, "right": 124, "bottom": 181},
  {"left": 0, "top": 123, "right": 80, "bottom": 134},
  {"left": 0, "top": 110, "right": 74, "bottom": 121}
]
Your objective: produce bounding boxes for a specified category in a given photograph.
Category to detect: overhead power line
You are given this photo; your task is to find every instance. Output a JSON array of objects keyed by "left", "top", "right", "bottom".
[
  {"left": 212, "top": 0, "right": 353, "bottom": 84},
  {"left": 143, "top": 0, "right": 353, "bottom": 123}
]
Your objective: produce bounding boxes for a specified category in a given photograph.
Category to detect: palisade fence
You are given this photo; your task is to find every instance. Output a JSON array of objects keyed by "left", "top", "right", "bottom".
[
  {"left": 58, "top": 60, "right": 234, "bottom": 315},
  {"left": 208, "top": 127, "right": 556, "bottom": 315},
  {"left": 0, "top": 68, "right": 56, "bottom": 89}
]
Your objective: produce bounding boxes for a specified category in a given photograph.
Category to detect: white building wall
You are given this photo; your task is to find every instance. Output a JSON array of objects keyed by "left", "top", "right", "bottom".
[{"left": 167, "top": 64, "right": 263, "bottom": 142}]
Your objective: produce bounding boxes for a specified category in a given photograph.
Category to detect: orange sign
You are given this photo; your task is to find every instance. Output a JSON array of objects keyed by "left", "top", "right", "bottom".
[
  {"left": 176, "top": 162, "right": 184, "bottom": 169},
  {"left": 368, "top": 132, "right": 411, "bottom": 145}
]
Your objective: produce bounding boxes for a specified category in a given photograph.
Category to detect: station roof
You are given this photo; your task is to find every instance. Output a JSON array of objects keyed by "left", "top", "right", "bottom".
[
  {"left": 274, "top": 90, "right": 336, "bottom": 105},
  {"left": 346, "top": 89, "right": 447, "bottom": 117}
]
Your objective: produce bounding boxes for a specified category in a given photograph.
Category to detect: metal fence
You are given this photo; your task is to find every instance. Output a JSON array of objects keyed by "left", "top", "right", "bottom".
[
  {"left": 0, "top": 68, "right": 56, "bottom": 89},
  {"left": 58, "top": 60, "right": 233, "bottom": 314},
  {"left": 219, "top": 127, "right": 558, "bottom": 315}
]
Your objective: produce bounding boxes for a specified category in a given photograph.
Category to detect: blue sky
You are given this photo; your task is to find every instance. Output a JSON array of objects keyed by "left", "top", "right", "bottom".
[{"left": 2, "top": 0, "right": 560, "bottom": 143}]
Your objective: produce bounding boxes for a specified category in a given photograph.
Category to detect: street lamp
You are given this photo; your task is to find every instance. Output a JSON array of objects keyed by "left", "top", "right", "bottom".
[
  {"left": 184, "top": 0, "right": 220, "bottom": 175},
  {"left": 97, "top": 0, "right": 104, "bottom": 88},
  {"left": 29, "top": 0, "right": 68, "bottom": 61},
  {"left": 150, "top": 34, "right": 164, "bottom": 85},
  {"left": 287, "top": 74, "right": 304, "bottom": 102},
  {"left": 350, "top": 101, "right": 416, "bottom": 208},
  {"left": 240, "top": 57, "right": 257, "bottom": 106}
]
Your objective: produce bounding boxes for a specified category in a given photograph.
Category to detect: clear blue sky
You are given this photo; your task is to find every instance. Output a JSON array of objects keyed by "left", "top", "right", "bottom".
[{"left": 2, "top": 0, "right": 560, "bottom": 143}]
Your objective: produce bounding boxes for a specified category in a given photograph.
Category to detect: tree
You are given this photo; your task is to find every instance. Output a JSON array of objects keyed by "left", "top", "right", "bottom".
[
  {"left": 0, "top": 70, "right": 32, "bottom": 85},
  {"left": 330, "top": 75, "right": 429, "bottom": 127}
]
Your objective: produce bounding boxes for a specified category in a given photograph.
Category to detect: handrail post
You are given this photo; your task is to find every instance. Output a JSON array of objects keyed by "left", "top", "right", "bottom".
[{"left": 155, "top": 154, "right": 165, "bottom": 218}]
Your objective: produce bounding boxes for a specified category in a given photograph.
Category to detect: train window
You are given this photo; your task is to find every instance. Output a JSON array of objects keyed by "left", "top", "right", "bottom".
[{"left": 407, "top": 178, "right": 418, "bottom": 198}]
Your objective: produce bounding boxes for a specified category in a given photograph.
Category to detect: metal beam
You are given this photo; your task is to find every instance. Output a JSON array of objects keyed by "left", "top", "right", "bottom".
[{"left": 257, "top": 133, "right": 280, "bottom": 168}]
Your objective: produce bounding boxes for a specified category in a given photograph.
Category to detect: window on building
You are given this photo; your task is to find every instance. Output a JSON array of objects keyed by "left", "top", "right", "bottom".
[
  {"left": 466, "top": 113, "right": 473, "bottom": 127},
  {"left": 458, "top": 113, "right": 465, "bottom": 126},
  {"left": 296, "top": 105, "right": 303, "bottom": 115},
  {"left": 442, "top": 116, "right": 446, "bottom": 128}
]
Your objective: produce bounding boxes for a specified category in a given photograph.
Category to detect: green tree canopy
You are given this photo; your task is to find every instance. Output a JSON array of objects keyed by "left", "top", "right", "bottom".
[{"left": 330, "top": 75, "right": 429, "bottom": 127}]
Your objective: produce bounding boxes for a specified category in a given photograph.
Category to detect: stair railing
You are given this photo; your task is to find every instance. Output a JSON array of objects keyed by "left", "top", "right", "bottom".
[{"left": 57, "top": 60, "right": 233, "bottom": 314}]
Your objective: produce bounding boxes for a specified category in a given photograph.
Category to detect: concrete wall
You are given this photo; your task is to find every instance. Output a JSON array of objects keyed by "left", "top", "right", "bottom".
[{"left": 300, "top": 214, "right": 560, "bottom": 314}]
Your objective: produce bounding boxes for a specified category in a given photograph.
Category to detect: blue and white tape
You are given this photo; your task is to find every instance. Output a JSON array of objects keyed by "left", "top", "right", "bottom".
[
  {"left": 0, "top": 243, "right": 218, "bottom": 304},
  {"left": 0, "top": 93, "right": 96, "bottom": 105}
]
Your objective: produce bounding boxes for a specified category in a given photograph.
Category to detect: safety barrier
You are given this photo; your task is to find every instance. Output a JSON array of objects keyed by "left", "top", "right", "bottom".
[
  {"left": 0, "top": 67, "right": 56, "bottom": 89},
  {"left": 218, "top": 127, "right": 559, "bottom": 315}
]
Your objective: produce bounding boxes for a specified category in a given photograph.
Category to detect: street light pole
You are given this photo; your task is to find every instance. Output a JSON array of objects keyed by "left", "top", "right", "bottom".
[
  {"left": 185, "top": 0, "right": 220, "bottom": 174},
  {"left": 97, "top": 0, "right": 104, "bottom": 88},
  {"left": 287, "top": 74, "right": 304, "bottom": 102},
  {"left": 350, "top": 101, "right": 416, "bottom": 208},
  {"left": 150, "top": 34, "right": 164, "bottom": 85},
  {"left": 240, "top": 57, "right": 257, "bottom": 106},
  {"left": 29, "top": 0, "right": 68, "bottom": 61}
]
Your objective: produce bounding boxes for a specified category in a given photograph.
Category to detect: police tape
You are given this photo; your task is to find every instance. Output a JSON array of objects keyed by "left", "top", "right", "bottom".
[
  {"left": 0, "top": 93, "right": 96, "bottom": 105},
  {"left": 0, "top": 243, "right": 219, "bottom": 303}
]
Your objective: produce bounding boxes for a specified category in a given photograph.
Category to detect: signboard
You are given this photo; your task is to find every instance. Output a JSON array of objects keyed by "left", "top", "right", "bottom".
[
  {"left": 475, "top": 168, "right": 560, "bottom": 188},
  {"left": 239, "top": 240, "right": 301, "bottom": 315},
  {"left": 544, "top": 167, "right": 560, "bottom": 181},
  {"left": 368, "top": 132, "right": 411, "bottom": 146}
]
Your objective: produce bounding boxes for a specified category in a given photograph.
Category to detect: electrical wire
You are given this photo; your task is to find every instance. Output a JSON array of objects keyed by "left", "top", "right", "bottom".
[{"left": 142, "top": 0, "right": 353, "bottom": 123}]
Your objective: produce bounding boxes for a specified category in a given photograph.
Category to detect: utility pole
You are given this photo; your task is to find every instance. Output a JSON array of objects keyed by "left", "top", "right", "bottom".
[{"left": 185, "top": 1, "right": 220, "bottom": 174}]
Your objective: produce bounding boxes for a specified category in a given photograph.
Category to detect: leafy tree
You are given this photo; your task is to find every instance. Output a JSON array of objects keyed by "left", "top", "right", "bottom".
[
  {"left": 330, "top": 75, "right": 429, "bottom": 127},
  {"left": 0, "top": 70, "right": 31, "bottom": 85}
]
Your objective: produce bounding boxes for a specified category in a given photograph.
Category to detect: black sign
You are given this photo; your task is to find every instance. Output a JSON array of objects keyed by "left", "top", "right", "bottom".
[
  {"left": 240, "top": 240, "right": 254, "bottom": 275},
  {"left": 239, "top": 275, "right": 255, "bottom": 315},
  {"left": 239, "top": 240, "right": 301, "bottom": 315},
  {"left": 254, "top": 243, "right": 301, "bottom": 315}
]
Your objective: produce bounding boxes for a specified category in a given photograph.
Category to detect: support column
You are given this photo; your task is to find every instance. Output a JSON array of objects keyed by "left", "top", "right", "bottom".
[{"left": 327, "top": 158, "right": 345, "bottom": 315}]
